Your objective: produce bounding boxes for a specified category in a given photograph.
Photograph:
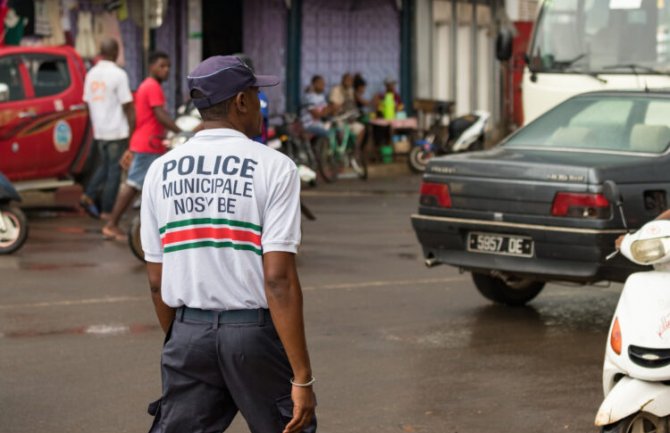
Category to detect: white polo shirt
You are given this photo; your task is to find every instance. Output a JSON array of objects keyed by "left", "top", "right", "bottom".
[
  {"left": 140, "top": 128, "right": 302, "bottom": 310},
  {"left": 82, "top": 60, "right": 133, "bottom": 140}
]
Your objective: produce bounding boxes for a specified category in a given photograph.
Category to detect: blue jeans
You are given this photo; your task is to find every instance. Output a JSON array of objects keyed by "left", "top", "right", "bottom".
[
  {"left": 85, "top": 139, "right": 127, "bottom": 213},
  {"left": 126, "top": 152, "right": 161, "bottom": 191}
]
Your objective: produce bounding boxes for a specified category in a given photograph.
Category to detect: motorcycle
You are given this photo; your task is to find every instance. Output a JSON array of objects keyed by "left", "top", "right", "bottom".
[
  {"left": 408, "top": 110, "right": 490, "bottom": 173},
  {"left": 0, "top": 172, "right": 28, "bottom": 254},
  {"left": 595, "top": 181, "right": 670, "bottom": 432}
]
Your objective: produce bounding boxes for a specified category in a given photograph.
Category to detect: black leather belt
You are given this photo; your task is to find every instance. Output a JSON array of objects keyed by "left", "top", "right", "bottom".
[{"left": 178, "top": 306, "right": 270, "bottom": 324}]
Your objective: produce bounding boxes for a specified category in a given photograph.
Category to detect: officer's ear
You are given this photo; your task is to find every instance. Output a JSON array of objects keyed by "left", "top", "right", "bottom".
[{"left": 234, "top": 91, "right": 248, "bottom": 114}]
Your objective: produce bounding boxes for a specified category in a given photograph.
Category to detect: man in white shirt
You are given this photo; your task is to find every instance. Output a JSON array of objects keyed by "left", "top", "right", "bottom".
[
  {"left": 141, "top": 55, "right": 316, "bottom": 433},
  {"left": 81, "top": 38, "right": 135, "bottom": 219}
]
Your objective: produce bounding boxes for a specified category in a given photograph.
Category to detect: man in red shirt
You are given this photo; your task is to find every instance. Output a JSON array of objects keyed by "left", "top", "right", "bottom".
[{"left": 102, "top": 51, "right": 180, "bottom": 240}]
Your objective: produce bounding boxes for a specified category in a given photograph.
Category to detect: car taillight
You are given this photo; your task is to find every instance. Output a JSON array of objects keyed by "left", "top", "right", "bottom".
[
  {"left": 551, "top": 192, "right": 610, "bottom": 218},
  {"left": 420, "top": 182, "right": 451, "bottom": 208}
]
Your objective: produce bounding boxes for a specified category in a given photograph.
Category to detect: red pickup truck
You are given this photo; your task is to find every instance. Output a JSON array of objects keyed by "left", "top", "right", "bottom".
[{"left": 0, "top": 46, "right": 92, "bottom": 191}]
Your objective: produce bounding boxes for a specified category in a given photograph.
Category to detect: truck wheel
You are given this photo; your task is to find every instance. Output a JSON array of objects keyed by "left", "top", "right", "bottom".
[
  {"left": 471, "top": 272, "right": 545, "bottom": 306},
  {"left": 0, "top": 205, "right": 28, "bottom": 254},
  {"left": 601, "top": 412, "right": 667, "bottom": 433}
]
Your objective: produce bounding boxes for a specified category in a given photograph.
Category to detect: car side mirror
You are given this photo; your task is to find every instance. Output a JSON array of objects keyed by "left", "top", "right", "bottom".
[
  {"left": 496, "top": 28, "right": 514, "bottom": 62},
  {"left": 603, "top": 180, "right": 623, "bottom": 205},
  {"left": 0, "top": 83, "right": 9, "bottom": 103}
]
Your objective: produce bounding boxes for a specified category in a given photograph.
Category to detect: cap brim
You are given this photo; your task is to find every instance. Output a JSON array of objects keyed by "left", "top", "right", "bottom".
[{"left": 254, "top": 74, "right": 280, "bottom": 87}]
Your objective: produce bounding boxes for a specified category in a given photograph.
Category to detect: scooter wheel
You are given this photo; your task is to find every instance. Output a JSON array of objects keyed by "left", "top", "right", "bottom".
[
  {"left": 601, "top": 412, "right": 668, "bottom": 432},
  {"left": 0, "top": 205, "right": 28, "bottom": 254},
  {"left": 128, "top": 215, "right": 145, "bottom": 262},
  {"left": 408, "top": 146, "right": 432, "bottom": 173}
]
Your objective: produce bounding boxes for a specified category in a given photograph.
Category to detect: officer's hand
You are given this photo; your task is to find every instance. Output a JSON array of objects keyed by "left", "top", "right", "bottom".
[
  {"left": 283, "top": 386, "right": 316, "bottom": 433},
  {"left": 615, "top": 234, "right": 625, "bottom": 250}
]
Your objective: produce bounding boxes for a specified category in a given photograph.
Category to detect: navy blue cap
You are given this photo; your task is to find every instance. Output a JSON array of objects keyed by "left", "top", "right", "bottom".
[{"left": 187, "top": 56, "right": 279, "bottom": 109}]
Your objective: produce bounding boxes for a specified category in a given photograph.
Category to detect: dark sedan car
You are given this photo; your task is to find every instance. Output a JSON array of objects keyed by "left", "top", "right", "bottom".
[{"left": 412, "top": 91, "right": 670, "bottom": 305}]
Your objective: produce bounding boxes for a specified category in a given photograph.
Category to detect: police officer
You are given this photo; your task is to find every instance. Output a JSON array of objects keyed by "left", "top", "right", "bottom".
[{"left": 140, "top": 55, "right": 317, "bottom": 433}]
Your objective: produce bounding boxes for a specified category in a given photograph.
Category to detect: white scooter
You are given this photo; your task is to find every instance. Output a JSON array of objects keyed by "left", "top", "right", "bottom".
[{"left": 595, "top": 181, "right": 670, "bottom": 432}]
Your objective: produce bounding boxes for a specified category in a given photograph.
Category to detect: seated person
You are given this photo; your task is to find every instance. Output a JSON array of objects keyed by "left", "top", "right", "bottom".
[
  {"left": 329, "top": 73, "right": 366, "bottom": 149},
  {"left": 300, "top": 75, "right": 335, "bottom": 138},
  {"left": 377, "top": 76, "right": 404, "bottom": 119}
]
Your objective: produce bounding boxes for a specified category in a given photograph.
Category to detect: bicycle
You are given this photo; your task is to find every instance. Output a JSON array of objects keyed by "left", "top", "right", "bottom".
[{"left": 314, "top": 110, "right": 368, "bottom": 182}]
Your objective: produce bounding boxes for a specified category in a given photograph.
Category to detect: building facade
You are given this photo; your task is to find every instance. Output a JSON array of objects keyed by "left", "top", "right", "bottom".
[{"left": 2, "top": 0, "right": 536, "bottom": 126}]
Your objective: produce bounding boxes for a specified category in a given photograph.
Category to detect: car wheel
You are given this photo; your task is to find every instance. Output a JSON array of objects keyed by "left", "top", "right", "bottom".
[
  {"left": 0, "top": 205, "right": 28, "bottom": 254},
  {"left": 471, "top": 272, "right": 545, "bottom": 306}
]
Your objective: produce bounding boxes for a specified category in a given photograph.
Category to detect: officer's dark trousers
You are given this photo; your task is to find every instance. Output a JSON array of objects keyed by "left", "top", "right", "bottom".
[{"left": 155, "top": 308, "right": 317, "bottom": 433}]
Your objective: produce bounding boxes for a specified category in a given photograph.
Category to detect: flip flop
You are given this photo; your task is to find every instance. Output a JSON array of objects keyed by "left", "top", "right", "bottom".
[{"left": 102, "top": 226, "right": 127, "bottom": 242}]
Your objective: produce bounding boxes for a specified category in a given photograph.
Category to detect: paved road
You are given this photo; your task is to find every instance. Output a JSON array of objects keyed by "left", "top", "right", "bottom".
[{"left": 0, "top": 173, "right": 618, "bottom": 433}]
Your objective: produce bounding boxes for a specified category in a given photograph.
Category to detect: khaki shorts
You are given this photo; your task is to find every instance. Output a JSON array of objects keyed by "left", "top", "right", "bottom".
[{"left": 350, "top": 121, "right": 365, "bottom": 136}]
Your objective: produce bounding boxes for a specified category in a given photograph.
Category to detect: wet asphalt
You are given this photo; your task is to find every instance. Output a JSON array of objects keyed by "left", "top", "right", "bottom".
[{"left": 0, "top": 172, "right": 618, "bottom": 433}]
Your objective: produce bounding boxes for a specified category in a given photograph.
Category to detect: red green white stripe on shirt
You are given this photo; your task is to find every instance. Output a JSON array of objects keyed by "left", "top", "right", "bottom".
[{"left": 160, "top": 218, "right": 263, "bottom": 255}]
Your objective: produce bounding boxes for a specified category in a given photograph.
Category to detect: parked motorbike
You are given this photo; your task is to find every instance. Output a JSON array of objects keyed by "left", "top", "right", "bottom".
[
  {"left": 0, "top": 172, "right": 28, "bottom": 254},
  {"left": 408, "top": 110, "right": 490, "bottom": 173},
  {"left": 595, "top": 181, "right": 670, "bottom": 432}
]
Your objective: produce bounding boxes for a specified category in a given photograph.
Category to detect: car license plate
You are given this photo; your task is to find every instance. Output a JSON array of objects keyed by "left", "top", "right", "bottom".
[{"left": 467, "top": 232, "right": 534, "bottom": 257}]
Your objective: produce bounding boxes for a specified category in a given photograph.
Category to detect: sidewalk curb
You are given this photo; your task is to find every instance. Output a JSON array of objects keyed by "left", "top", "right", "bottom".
[{"left": 367, "top": 161, "right": 412, "bottom": 178}]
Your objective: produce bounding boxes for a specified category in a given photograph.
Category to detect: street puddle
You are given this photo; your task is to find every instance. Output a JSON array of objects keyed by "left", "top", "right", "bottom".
[{"left": 383, "top": 328, "right": 472, "bottom": 349}]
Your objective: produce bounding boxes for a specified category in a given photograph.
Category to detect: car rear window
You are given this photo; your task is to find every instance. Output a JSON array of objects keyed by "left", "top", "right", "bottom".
[{"left": 504, "top": 95, "right": 670, "bottom": 154}]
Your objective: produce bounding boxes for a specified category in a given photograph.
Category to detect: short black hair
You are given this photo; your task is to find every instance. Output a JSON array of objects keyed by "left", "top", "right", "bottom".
[
  {"left": 190, "top": 89, "right": 233, "bottom": 121},
  {"left": 353, "top": 73, "right": 366, "bottom": 89},
  {"left": 149, "top": 51, "right": 169, "bottom": 65},
  {"left": 311, "top": 75, "right": 323, "bottom": 84}
]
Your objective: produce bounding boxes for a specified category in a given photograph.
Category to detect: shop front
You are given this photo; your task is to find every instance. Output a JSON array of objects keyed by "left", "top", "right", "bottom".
[
  {"left": 1, "top": 0, "right": 187, "bottom": 113},
  {"left": 2, "top": 0, "right": 409, "bottom": 116}
]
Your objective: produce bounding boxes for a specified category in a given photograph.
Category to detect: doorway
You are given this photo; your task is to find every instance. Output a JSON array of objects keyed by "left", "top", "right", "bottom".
[{"left": 202, "top": 0, "right": 243, "bottom": 58}]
